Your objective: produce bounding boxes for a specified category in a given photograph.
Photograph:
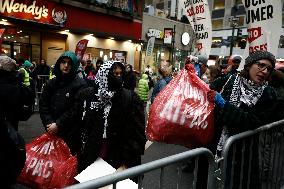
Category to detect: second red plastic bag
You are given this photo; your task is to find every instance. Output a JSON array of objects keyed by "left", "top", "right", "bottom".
[
  {"left": 17, "top": 133, "right": 77, "bottom": 189},
  {"left": 146, "top": 63, "right": 215, "bottom": 148}
]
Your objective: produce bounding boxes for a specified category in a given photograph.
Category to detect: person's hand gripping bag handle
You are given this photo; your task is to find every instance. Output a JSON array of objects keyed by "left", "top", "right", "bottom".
[{"left": 146, "top": 58, "right": 215, "bottom": 148}]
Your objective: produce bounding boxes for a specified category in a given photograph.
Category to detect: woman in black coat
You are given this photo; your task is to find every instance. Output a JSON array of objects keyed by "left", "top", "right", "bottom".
[{"left": 62, "top": 61, "right": 146, "bottom": 173}]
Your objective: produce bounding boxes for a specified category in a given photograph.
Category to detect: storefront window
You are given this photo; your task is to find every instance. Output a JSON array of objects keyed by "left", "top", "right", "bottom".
[
  {"left": 1, "top": 27, "right": 41, "bottom": 61},
  {"left": 237, "top": 16, "right": 245, "bottom": 26},
  {"left": 85, "top": 47, "right": 127, "bottom": 63},
  {"left": 212, "top": 19, "right": 223, "bottom": 30},
  {"left": 212, "top": 37, "right": 223, "bottom": 48},
  {"left": 213, "top": 0, "right": 225, "bottom": 10},
  {"left": 279, "top": 35, "right": 284, "bottom": 48}
]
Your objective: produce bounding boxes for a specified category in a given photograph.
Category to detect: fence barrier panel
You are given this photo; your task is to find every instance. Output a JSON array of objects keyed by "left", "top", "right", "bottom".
[
  {"left": 64, "top": 148, "right": 217, "bottom": 189},
  {"left": 221, "top": 119, "right": 284, "bottom": 189}
]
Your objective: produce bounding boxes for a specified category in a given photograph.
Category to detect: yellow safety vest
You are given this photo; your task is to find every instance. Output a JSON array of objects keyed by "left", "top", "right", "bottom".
[{"left": 19, "top": 67, "right": 30, "bottom": 87}]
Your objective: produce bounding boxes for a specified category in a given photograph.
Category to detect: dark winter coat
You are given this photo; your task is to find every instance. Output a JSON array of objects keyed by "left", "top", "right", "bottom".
[
  {"left": 33, "top": 64, "right": 50, "bottom": 76},
  {"left": 210, "top": 74, "right": 279, "bottom": 188},
  {"left": 151, "top": 76, "right": 172, "bottom": 103},
  {"left": 0, "top": 70, "right": 34, "bottom": 187},
  {"left": 210, "top": 74, "right": 278, "bottom": 134},
  {"left": 39, "top": 51, "right": 86, "bottom": 154},
  {"left": 0, "top": 70, "right": 34, "bottom": 129},
  {"left": 65, "top": 85, "right": 146, "bottom": 172},
  {"left": 124, "top": 71, "right": 136, "bottom": 91}
]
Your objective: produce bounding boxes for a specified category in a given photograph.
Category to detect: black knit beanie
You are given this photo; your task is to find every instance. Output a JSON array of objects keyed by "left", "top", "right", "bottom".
[{"left": 245, "top": 50, "right": 276, "bottom": 68}]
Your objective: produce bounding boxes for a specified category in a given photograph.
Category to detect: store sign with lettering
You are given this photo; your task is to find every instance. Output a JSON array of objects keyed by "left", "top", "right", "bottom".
[
  {"left": 182, "top": 0, "right": 212, "bottom": 57},
  {"left": 0, "top": 0, "right": 67, "bottom": 26},
  {"left": 238, "top": 0, "right": 281, "bottom": 71},
  {"left": 147, "top": 29, "right": 163, "bottom": 39}
]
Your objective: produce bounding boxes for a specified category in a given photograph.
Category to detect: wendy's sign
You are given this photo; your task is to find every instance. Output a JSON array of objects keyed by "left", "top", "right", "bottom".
[{"left": 0, "top": 0, "right": 67, "bottom": 26}]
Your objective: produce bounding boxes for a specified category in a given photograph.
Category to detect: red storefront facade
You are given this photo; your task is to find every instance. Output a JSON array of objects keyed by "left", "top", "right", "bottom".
[{"left": 0, "top": 0, "right": 143, "bottom": 68}]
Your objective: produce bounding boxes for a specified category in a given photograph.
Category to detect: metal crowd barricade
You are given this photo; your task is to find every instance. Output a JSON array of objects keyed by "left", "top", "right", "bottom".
[
  {"left": 34, "top": 75, "right": 50, "bottom": 111},
  {"left": 221, "top": 119, "right": 284, "bottom": 189},
  {"left": 65, "top": 148, "right": 217, "bottom": 189}
]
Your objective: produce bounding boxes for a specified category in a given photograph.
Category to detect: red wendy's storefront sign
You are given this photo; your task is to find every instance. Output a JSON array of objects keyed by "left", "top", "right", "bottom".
[
  {"left": 0, "top": 0, "right": 142, "bottom": 40},
  {"left": 0, "top": 0, "right": 67, "bottom": 25}
]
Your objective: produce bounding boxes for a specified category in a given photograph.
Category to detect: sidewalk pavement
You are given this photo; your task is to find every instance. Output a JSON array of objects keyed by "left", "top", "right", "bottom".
[{"left": 18, "top": 113, "right": 45, "bottom": 143}]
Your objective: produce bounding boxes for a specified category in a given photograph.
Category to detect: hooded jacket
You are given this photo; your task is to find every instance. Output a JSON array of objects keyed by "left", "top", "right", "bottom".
[
  {"left": 151, "top": 75, "right": 172, "bottom": 103},
  {"left": 59, "top": 61, "right": 146, "bottom": 172},
  {"left": 137, "top": 73, "right": 149, "bottom": 102},
  {"left": 39, "top": 51, "right": 86, "bottom": 154}
]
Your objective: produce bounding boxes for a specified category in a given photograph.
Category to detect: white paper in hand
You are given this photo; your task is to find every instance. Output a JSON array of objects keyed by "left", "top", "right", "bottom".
[
  {"left": 75, "top": 157, "right": 116, "bottom": 183},
  {"left": 74, "top": 158, "right": 139, "bottom": 189}
]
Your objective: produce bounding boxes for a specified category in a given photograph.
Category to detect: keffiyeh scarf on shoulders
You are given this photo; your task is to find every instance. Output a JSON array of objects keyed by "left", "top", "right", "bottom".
[
  {"left": 94, "top": 61, "right": 116, "bottom": 138},
  {"left": 230, "top": 74, "right": 268, "bottom": 107},
  {"left": 216, "top": 74, "right": 268, "bottom": 160}
]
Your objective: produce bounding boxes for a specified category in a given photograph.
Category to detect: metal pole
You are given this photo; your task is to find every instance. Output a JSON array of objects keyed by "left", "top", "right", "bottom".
[
  {"left": 172, "top": 25, "right": 176, "bottom": 64},
  {"left": 229, "top": 3, "right": 239, "bottom": 56},
  {"left": 229, "top": 26, "right": 235, "bottom": 56}
]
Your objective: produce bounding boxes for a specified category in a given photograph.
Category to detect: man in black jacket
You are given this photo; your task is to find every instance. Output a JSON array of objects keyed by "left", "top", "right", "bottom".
[{"left": 39, "top": 51, "right": 86, "bottom": 154}]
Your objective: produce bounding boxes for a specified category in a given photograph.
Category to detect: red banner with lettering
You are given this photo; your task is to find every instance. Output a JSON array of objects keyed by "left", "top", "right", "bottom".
[
  {"left": 146, "top": 62, "right": 215, "bottom": 148},
  {"left": 0, "top": 28, "right": 5, "bottom": 53},
  {"left": 75, "top": 39, "right": 89, "bottom": 61}
]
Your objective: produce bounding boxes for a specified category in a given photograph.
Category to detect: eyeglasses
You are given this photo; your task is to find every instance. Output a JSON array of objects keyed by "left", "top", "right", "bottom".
[{"left": 255, "top": 61, "right": 273, "bottom": 73}]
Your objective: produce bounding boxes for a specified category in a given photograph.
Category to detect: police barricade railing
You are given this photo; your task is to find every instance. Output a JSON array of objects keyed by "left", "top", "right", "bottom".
[
  {"left": 34, "top": 75, "right": 50, "bottom": 112},
  {"left": 221, "top": 119, "right": 284, "bottom": 189},
  {"left": 36, "top": 75, "right": 50, "bottom": 94},
  {"left": 65, "top": 147, "right": 217, "bottom": 189}
]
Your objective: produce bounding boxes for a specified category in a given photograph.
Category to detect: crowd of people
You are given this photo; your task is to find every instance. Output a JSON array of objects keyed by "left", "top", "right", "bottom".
[{"left": 1, "top": 49, "right": 284, "bottom": 188}]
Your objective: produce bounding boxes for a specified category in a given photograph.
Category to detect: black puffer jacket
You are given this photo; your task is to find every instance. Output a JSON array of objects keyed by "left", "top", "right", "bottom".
[
  {"left": 64, "top": 85, "right": 147, "bottom": 172},
  {"left": 39, "top": 51, "right": 86, "bottom": 154}
]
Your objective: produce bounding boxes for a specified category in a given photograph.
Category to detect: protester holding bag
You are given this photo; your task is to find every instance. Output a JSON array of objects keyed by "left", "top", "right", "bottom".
[
  {"left": 208, "top": 50, "right": 279, "bottom": 188},
  {"left": 39, "top": 51, "right": 86, "bottom": 155},
  {"left": 60, "top": 61, "right": 146, "bottom": 177},
  {"left": 0, "top": 55, "right": 34, "bottom": 188}
]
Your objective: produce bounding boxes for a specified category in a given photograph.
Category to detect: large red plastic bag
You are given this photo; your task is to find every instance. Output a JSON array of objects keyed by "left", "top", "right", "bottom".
[
  {"left": 17, "top": 133, "right": 77, "bottom": 189},
  {"left": 146, "top": 63, "right": 215, "bottom": 148}
]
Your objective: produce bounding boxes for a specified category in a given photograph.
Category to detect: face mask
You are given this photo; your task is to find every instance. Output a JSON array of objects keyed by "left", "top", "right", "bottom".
[{"left": 108, "top": 75, "right": 123, "bottom": 91}]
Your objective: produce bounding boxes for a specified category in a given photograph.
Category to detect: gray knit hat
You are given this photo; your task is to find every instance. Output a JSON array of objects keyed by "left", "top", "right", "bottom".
[
  {"left": 245, "top": 50, "right": 276, "bottom": 68},
  {"left": 197, "top": 55, "right": 208, "bottom": 66},
  {"left": 0, "top": 55, "right": 16, "bottom": 72}
]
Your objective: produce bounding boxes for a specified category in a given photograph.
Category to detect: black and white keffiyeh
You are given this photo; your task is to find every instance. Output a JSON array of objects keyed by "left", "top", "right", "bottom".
[
  {"left": 94, "top": 61, "right": 116, "bottom": 138},
  {"left": 229, "top": 74, "right": 268, "bottom": 107},
  {"left": 216, "top": 74, "right": 268, "bottom": 160}
]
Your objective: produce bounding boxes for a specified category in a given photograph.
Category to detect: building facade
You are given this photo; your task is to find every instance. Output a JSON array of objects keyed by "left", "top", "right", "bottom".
[
  {"left": 145, "top": 0, "right": 284, "bottom": 58},
  {"left": 0, "top": 0, "right": 144, "bottom": 70},
  {"left": 141, "top": 13, "right": 194, "bottom": 74}
]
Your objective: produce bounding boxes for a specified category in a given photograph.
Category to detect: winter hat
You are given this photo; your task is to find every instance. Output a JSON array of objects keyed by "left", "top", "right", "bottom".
[
  {"left": 24, "top": 60, "right": 32, "bottom": 68},
  {"left": 197, "top": 55, "right": 208, "bottom": 66},
  {"left": 0, "top": 55, "right": 16, "bottom": 72},
  {"left": 245, "top": 50, "right": 276, "bottom": 68},
  {"left": 232, "top": 55, "right": 242, "bottom": 64}
]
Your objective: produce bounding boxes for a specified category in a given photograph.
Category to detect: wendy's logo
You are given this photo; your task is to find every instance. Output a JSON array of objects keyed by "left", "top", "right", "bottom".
[{"left": 52, "top": 8, "right": 67, "bottom": 25}]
